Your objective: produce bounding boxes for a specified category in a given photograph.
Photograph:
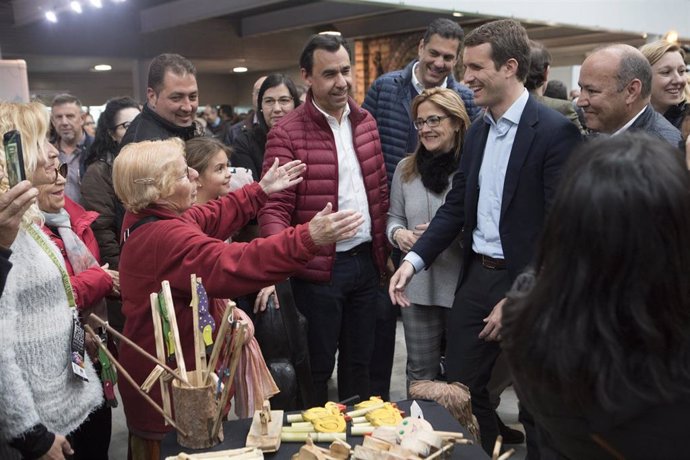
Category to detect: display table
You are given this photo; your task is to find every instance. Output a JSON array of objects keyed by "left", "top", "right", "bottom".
[{"left": 160, "top": 399, "right": 489, "bottom": 459}]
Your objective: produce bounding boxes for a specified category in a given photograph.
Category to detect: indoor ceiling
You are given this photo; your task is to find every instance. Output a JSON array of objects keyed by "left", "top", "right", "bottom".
[{"left": 1, "top": 0, "right": 657, "bottom": 80}]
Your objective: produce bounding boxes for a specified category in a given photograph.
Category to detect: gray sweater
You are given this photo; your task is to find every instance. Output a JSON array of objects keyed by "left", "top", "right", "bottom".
[
  {"left": 0, "top": 226, "right": 102, "bottom": 458},
  {"left": 387, "top": 158, "right": 462, "bottom": 308}
]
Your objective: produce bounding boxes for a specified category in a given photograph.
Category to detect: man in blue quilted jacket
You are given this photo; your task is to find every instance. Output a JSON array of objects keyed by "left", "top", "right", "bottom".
[{"left": 363, "top": 18, "right": 480, "bottom": 184}]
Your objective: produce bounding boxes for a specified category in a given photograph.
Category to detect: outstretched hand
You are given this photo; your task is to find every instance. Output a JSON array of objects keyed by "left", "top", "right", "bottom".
[
  {"left": 388, "top": 260, "right": 415, "bottom": 307},
  {"left": 308, "top": 202, "right": 364, "bottom": 246},
  {"left": 259, "top": 158, "right": 306, "bottom": 195}
]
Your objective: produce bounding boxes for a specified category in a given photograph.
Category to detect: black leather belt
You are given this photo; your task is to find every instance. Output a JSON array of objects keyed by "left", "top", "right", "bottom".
[
  {"left": 476, "top": 253, "right": 506, "bottom": 270},
  {"left": 337, "top": 242, "right": 371, "bottom": 256}
]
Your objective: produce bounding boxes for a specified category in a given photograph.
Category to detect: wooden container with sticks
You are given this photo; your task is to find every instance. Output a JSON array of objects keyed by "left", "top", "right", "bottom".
[
  {"left": 172, "top": 369, "right": 223, "bottom": 449},
  {"left": 85, "top": 276, "right": 247, "bottom": 451}
]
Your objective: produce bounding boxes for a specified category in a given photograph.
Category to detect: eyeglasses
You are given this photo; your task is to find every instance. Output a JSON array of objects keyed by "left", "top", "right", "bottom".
[
  {"left": 177, "top": 166, "right": 191, "bottom": 181},
  {"left": 413, "top": 115, "right": 450, "bottom": 130},
  {"left": 262, "top": 97, "right": 294, "bottom": 108},
  {"left": 112, "top": 121, "right": 132, "bottom": 131},
  {"left": 58, "top": 162, "right": 68, "bottom": 179}
]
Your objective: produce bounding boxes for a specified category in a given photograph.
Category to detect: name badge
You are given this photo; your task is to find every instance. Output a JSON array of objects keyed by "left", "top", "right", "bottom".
[{"left": 70, "top": 316, "right": 89, "bottom": 381}]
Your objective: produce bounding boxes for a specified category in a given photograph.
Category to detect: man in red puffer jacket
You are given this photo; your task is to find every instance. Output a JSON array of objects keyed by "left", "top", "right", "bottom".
[{"left": 259, "top": 34, "right": 389, "bottom": 406}]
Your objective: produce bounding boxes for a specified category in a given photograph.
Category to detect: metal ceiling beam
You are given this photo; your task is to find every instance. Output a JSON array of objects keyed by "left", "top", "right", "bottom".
[
  {"left": 334, "top": 10, "right": 449, "bottom": 39},
  {"left": 140, "top": 0, "right": 286, "bottom": 33},
  {"left": 240, "top": 2, "right": 393, "bottom": 37}
]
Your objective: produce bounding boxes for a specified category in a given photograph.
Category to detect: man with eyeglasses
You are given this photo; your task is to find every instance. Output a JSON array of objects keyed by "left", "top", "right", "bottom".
[
  {"left": 259, "top": 34, "right": 389, "bottom": 407},
  {"left": 50, "top": 93, "right": 94, "bottom": 205},
  {"left": 577, "top": 44, "right": 681, "bottom": 145},
  {"left": 121, "top": 53, "right": 204, "bottom": 147},
  {"left": 389, "top": 19, "right": 582, "bottom": 455}
]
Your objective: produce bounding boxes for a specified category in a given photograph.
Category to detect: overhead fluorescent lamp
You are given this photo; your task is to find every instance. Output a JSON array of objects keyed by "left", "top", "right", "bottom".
[{"left": 233, "top": 66, "right": 248, "bottom": 73}]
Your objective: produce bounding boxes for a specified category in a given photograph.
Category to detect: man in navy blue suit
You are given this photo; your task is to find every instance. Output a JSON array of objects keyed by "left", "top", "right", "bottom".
[{"left": 389, "top": 19, "right": 582, "bottom": 455}]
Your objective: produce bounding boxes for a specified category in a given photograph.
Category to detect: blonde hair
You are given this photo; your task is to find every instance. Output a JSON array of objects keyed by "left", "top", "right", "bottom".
[
  {"left": 639, "top": 40, "right": 686, "bottom": 66},
  {"left": 113, "top": 138, "right": 186, "bottom": 213},
  {"left": 401, "top": 88, "right": 470, "bottom": 183},
  {"left": 0, "top": 101, "right": 51, "bottom": 226}
]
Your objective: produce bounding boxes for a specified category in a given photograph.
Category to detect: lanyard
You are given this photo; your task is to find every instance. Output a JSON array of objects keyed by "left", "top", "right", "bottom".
[{"left": 26, "top": 224, "right": 78, "bottom": 311}]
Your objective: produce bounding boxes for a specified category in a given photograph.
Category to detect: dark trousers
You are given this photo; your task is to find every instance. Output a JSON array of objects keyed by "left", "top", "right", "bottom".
[
  {"left": 69, "top": 401, "right": 112, "bottom": 460},
  {"left": 446, "top": 254, "right": 511, "bottom": 454},
  {"left": 291, "top": 247, "right": 378, "bottom": 405}
]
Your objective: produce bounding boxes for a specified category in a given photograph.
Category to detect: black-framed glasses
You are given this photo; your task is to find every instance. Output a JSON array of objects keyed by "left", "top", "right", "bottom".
[
  {"left": 413, "top": 115, "right": 450, "bottom": 130},
  {"left": 262, "top": 97, "right": 294, "bottom": 108},
  {"left": 112, "top": 121, "right": 132, "bottom": 131}
]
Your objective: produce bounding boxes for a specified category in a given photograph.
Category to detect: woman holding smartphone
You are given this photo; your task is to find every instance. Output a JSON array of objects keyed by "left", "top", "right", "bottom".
[{"left": 0, "top": 101, "right": 103, "bottom": 460}]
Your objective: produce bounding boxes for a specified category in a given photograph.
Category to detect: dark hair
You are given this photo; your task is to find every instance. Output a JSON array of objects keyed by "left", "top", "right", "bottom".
[
  {"left": 465, "top": 19, "right": 530, "bottom": 82},
  {"left": 502, "top": 133, "right": 690, "bottom": 413},
  {"left": 422, "top": 18, "right": 464, "bottom": 47},
  {"left": 85, "top": 96, "right": 140, "bottom": 166},
  {"left": 544, "top": 80, "right": 568, "bottom": 100},
  {"left": 299, "top": 34, "right": 349, "bottom": 75},
  {"left": 186, "top": 137, "right": 232, "bottom": 176},
  {"left": 147, "top": 53, "right": 196, "bottom": 94},
  {"left": 525, "top": 41, "right": 551, "bottom": 91},
  {"left": 51, "top": 93, "right": 82, "bottom": 109},
  {"left": 252, "top": 73, "right": 302, "bottom": 150},
  {"left": 219, "top": 104, "right": 234, "bottom": 119}
]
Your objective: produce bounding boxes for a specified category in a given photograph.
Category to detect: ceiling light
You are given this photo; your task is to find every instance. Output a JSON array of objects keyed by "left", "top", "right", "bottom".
[
  {"left": 93, "top": 64, "right": 112, "bottom": 71},
  {"left": 318, "top": 30, "right": 341, "bottom": 36},
  {"left": 90, "top": 0, "right": 103, "bottom": 7},
  {"left": 232, "top": 66, "right": 248, "bottom": 73},
  {"left": 452, "top": 11, "right": 463, "bottom": 17},
  {"left": 45, "top": 10, "right": 58, "bottom": 22},
  {"left": 664, "top": 29, "right": 679, "bottom": 44},
  {"left": 70, "top": 1, "right": 83, "bottom": 13}
]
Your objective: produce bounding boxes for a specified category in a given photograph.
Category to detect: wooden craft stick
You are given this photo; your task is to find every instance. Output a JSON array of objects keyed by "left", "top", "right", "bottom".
[
  {"left": 346, "top": 402, "right": 385, "bottom": 418},
  {"left": 150, "top": 293, "right": 173, "bottom": 422},
  {"left": 492, "top": 435, "right": 503, "bottom": 460},
  {"left": 84, "top": 325, "right": 188, "bottom": 436},
  {"left": 211, "top": 324, "right": 246, "bottom": 438},
  {"left": 425, "top": 442, "right": 455, "bottom": 460},
  {"left": 161, "top": 280, "right": 187, "bottom": 378},
  {"left": 497, "top": 448, "right": 515, "bottom": 460},
  {"left": 88, "top": 313, "right": 188, "bottom": 385},
  {"left": 280, "top": 432, "right": 346, "bottom": 443},
  {"left": 432, "top": 430, "right": 464, "bottom": 439},
  {"left": 190, "top": 274, "right": 204, "bottom": 373},
  {"left": 204, "top": 299, "right": 234, "bottom": 384},
  {"left": 140, "top": 365, "right": 165, "bottom": 393}
]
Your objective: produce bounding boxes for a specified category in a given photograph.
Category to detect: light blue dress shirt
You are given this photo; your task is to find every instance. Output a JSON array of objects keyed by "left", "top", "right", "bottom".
[
  {"left": 472, "top": 89, "right": 529, "bottom": 259},
  {"left": 404, "top": 89, "right": 529, "bottom": 273}
]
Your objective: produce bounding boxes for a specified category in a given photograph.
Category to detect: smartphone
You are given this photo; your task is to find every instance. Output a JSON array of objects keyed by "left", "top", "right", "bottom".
[{"left": 3, "top": 130, "right": 26, "bottom": 187}]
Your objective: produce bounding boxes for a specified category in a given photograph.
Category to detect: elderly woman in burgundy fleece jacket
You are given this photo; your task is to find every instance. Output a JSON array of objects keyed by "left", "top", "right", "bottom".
[{"left": 113, "top": 138, "right": 363, "bottom": 457}]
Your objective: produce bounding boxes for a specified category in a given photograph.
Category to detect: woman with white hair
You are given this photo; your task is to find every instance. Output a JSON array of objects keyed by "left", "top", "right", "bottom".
[
  {"left": 113, "top": 138, "right": 363, "bottom": 456},
  {"left": 0, "top": 101, "right": 103, "bottom": 460}
]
